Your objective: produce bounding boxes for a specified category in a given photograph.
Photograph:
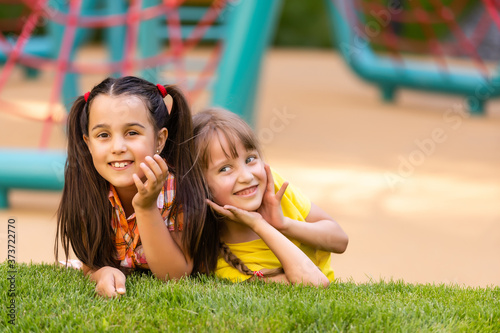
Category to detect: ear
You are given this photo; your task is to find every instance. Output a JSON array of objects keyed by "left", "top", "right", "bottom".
[
  {"left": 156, "top": 128, "right": 168, "bottom": 154},
  {"left": 83, "top": 135, "right": 91, "bottom": 153}
]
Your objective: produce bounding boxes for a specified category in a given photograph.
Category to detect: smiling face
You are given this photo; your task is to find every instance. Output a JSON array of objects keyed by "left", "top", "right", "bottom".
[
  {"left": 83, "top": 94, "right": 166, "bottom": 193},
  {"left": 203, "top": 134, "right": 267, "bottom": 212}
]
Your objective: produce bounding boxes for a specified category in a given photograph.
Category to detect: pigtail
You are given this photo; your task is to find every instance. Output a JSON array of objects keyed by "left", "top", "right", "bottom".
[
  {"left": 162, "top": 85, "right": 220, "bottom": 274},
  {"left": 55, "top": 94, "right": 116, "bottom": 270},
  {"left": 219, "top": 242, "right": 284, "bottom": 278}
]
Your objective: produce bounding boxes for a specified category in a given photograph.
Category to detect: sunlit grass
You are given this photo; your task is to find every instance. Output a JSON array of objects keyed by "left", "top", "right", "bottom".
[{"left": 1, "top": 262, "right": 499, "bottom": 332}]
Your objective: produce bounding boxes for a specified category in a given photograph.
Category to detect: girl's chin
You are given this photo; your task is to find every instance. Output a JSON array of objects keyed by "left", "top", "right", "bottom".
[
  {"left": 106, "top": 173, "right": 146, "bottom": 188},
  {"left": 231, "top": 202, "right": 261, "bottom": 212},
  {"left": 107, "top": 179, "right": 137, "bottom": 189}
]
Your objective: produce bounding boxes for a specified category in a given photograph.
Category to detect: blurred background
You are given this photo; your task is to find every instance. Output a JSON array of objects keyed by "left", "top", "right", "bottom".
[{"left": 0, "top": 0, "right": 499, "bottom": 287}]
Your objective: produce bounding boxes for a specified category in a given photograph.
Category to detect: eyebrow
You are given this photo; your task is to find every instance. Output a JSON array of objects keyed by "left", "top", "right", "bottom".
[
  {"left": 209, "top": 155, "right": 231, "bottom": 172},
  {"left": 91, "top": 122, "right": 146, "bottom": 132}
]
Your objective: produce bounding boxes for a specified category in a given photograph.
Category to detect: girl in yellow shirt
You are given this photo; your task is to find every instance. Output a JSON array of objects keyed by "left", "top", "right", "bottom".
[{"left": 193, "top": 108, "right": 348, "bottom": 286}]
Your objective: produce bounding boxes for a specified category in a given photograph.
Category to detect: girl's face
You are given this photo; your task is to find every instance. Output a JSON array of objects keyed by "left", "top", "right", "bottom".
[
  {"left": 84, "top": 94, "right": 166, "bottom": 192},
  {"left": 203, "top": 134, "right": 266, "bottom": 212}
]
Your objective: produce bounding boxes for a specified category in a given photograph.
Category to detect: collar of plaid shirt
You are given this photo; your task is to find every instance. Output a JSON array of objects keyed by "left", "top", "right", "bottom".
[{"left": 108, "top": 174, "right": 175, "bottom": 269}]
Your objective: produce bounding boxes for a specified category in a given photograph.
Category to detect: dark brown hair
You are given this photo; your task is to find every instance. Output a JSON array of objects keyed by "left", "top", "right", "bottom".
[
  {"left": 193, "top": 108, "right": 283, "bottom": 278},
  {"left": 55, "top": 76, "right": 218, "bottom": 274}
]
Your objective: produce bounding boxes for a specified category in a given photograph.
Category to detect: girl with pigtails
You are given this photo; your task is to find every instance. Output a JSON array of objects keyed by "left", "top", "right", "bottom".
[
  {"left": 193, "top": 108, "right": 348, "bottom": 287},
  {"left": 55, "top": 76, "right": 218, "bottom": 297}
]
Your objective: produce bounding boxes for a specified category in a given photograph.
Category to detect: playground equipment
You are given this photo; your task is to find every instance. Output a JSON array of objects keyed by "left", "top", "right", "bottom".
[
  {"left": 0, "top": 0, "right": 283, "bottom": 208},
  {"left": 326, "top": 0, "right": 500, "bottom": 114}
]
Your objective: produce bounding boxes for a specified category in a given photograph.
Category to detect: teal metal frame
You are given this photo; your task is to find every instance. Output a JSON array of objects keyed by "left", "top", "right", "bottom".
[
  {"left": 326, "top": 0, "right": 500, "bottom": 115},
  {"left": 0, "top": 149, "right": 66, "bottom": 208},
  {"left": 212, "top": 0, "right": 283, "bottom": 124}
]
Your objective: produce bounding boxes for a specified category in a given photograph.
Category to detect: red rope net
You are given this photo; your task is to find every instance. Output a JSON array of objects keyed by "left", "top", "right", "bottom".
[
  {"left": 0, "top": 0, "right": 228, "bottom": 148},
  {"left": 347, "top": 0, "right": 500, "bottom": 78}
]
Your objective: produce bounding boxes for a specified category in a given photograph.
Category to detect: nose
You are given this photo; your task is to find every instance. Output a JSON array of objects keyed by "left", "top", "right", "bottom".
[
  {"left": 237, "top": 165, "right": 254, "bottom": 183},
  {"left": 111, "top": 136, "right": 127, "bottom": 154}
]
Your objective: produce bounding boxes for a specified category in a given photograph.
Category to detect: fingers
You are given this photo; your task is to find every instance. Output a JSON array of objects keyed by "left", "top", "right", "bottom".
[
  {"left": 206, "top": 199, "right": 230, "bottom": 216},
  {"left": 264, "top": 164, "right": 275, "bottom": 193},
  {"left": 223, "top": 205, "right": 244, "bottom": 216},
  {"left": 275, "top": 182, "right": 289, "bottom": 201},
  {"left": 206, "top": 199, "right": 242, "bottom": 217},
  {"left": 148, "top": 154, "right": 169, "bottom": 180},
  {"left": 95, "top": 279, "right": 117, "bottom": 298},
  {"left": 114, "top": 270, "right": 126, "bottom": 295},
  {"left": 155, "top": 154, "right": 169, "bottom": 176},
  {"left": 264, "top": 163, "right": 288, "bottom": 200},
  {"left": 133, "top": 173, "right": 146, "bottom": 193},
  {"left": 206, "top": 199, "right": 241, "bottom": 221},
  {"left": 95, "top": 270, "right": 126, "bottom": 298},
  {"left": 224, "top": 205, "right": 255, "bottom": 221},
  {"left": 139, "top": 159, "right": 159, "bottom": 185},
  {"left": 134, "top": 155, "right": 168, "bottom": 192}
]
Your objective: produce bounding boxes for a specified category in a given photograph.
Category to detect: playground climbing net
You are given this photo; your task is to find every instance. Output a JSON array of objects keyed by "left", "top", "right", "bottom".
[
  {"left": 0, "top": 0, "right": 231, "bottom": 148},
  {"left": 348, "top": 0, "right": 500, "bottom": 77}
]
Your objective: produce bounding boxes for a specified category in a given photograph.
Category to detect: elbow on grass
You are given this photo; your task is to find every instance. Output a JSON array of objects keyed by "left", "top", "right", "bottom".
[
  {"left": 291, "top": 276, "right": 330, "bottom": 288},
  {"left": 309, "top": 275, "right": 330, "bottom": 289},
  {"left": 288, "top": 270, "right": 330, "bottom": 288}
]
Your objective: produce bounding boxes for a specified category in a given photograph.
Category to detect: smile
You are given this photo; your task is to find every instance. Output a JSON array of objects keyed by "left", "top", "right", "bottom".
[
  {"left": 109, "top": 161, "right": 132, "bottom": 169},
  {"left": 234, "top": 185, "right": 258, "bottom": 196}
]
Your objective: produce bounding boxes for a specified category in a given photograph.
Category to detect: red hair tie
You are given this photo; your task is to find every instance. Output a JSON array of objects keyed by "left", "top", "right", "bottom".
[
  {"left": 84, "top": 91, "right": 90, "bottom": 102},
  {"left": 156, "top": 84, "right": 167, "bottom": 98},
  {"left": 253, "top": 270, "right": 264, "bottom": 278}
]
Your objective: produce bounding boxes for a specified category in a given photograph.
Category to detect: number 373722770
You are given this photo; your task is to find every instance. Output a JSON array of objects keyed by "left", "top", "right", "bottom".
[{"left": 7, "top": 218, "right": 16, "bottom": 262}]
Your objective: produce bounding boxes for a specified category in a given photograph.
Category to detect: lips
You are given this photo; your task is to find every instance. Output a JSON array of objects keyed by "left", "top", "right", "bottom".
[{"left": 234, "top": 185, "right": 258, "bottom": 196}]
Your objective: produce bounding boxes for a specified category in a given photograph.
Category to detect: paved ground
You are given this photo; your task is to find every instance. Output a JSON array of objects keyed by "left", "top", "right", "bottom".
[{"left": 1, "top": 48, "right": 499, "bottom": 287}]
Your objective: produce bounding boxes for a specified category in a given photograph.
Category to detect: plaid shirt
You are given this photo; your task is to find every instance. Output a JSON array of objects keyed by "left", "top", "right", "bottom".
[{"left": 108, "top": 173, "right": 181, "bottom": 269}]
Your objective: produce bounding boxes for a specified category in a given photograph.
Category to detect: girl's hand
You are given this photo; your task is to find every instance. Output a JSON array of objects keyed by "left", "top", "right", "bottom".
[
  {"left": 257, "top": 164, "right": 289, "bottom": 231},
  {"left": 132, "top": 154, "right": 168, "bottom": 210},
  {"left": 206, "top": 199, "right": 264, "bottom": 230},
  {"left": 90, "top": 266, "right": 126, "bottom": 298}
]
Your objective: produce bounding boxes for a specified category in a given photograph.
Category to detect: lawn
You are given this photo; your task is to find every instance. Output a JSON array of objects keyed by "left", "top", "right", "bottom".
[{"left": 1, "top": 262, "right": 499, "bottom": 332}]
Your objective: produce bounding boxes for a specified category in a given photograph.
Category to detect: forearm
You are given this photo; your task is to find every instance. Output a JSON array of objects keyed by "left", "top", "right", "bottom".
[
  {"left": 135, "top": 207, "right": 192, "bottom": 280},
  {"left": 279, "top": 218, "right": 348, "bottom": 253},
  {"left": 253, "top": 221, "right": 329, "bottom": 287}
]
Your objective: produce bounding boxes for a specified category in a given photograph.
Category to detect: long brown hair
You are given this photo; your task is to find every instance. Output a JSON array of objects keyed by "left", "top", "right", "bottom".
[
  {"left": 193, "top": 108, "right": 283, "bottom": 278},
  {"left": 55, "top": 76, "right": 218, "bottom": 274}
]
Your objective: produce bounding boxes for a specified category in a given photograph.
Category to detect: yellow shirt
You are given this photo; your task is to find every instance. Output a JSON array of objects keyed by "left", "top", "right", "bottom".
[{"left": 216, "top": 169, "right": 335, "bottom": 282}]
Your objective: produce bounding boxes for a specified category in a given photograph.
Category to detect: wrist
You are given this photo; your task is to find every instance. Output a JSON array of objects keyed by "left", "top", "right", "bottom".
[
  {"left": 89, "top": 266, "right": 108, "bottom": 281},
  {"left": 278, "top": 217, "right": 293, "bottom": 233},
  {"left": 133, "top": 203, "right": 158, "bottom": 215},
  {"left": 251, "top": 217, "right": 271, "bottom": 234}
]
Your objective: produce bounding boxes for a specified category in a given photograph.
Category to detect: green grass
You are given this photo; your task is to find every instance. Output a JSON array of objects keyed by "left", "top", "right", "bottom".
[{"left": 1, "top": 262, "right": 499, "bottom": 332}]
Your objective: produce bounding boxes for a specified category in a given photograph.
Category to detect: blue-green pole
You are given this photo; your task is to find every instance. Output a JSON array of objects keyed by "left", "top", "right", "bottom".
[{"left": 212, "top": 0, "right": 283, "bottom": 125}]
